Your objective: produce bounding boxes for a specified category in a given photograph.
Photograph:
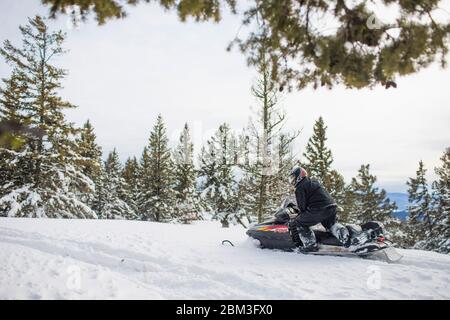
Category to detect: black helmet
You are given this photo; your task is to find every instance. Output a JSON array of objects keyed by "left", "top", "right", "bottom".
[{"left": 289, "top": 166, "right": 308, "bottom": 186}]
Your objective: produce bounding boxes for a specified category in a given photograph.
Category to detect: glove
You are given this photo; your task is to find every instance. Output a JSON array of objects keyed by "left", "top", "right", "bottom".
[
  {"left": 286, "top": 206, "right": 296, "bottom": 215},
  {"left": 286, "top": 202, "right": 299, "bottom": 213},
  {"left": 287, "top": 205, "right": 300, "bottom": 219}
]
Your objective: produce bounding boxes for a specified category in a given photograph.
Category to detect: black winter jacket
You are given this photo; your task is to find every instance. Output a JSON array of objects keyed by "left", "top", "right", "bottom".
[{"left": 294, "top": 177, "right": 336, "bottom": 213}]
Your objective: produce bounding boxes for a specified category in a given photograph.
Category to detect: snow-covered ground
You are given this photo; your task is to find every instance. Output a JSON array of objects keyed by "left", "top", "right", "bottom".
[{"left": 0, "top": 218, "right": 449, "bottom": 299}]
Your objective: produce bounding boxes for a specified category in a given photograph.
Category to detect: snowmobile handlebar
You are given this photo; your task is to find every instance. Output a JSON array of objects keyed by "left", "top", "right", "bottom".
[{"left": 274, "top": 207, "right": 298, "bottom": 224}]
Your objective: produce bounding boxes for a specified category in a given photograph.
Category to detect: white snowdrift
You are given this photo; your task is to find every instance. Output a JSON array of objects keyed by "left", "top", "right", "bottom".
[{"left": 0, "top": 217, "right": 449, "bottom": 300}]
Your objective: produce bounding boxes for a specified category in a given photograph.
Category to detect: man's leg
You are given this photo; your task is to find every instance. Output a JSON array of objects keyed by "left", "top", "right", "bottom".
[
  {"left": 291, "top": 211, "right": 323, "bottom": 252},
  {"left": 322, "top": 207, "right": 350, "bottom": 246},
  {"left": 296, "top": 225, "right": 318, "bottom": 252},
  {"left": 320, "top": 207, "right": 337, "bottom": 229}
]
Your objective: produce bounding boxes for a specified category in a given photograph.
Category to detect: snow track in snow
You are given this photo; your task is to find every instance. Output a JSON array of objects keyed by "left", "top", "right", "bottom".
[{"left": 0, "top": 218, "right": 449, "bottom": 299}]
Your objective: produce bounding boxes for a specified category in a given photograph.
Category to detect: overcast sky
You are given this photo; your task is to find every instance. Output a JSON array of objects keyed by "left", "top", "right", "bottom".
[{"left": 1, "top": 0, "right": 449, "bottom": 192}]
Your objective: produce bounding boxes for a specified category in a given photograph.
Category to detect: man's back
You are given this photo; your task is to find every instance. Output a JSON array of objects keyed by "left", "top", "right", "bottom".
[{"left": 295, "top": 177, "right": 335, "bottom": 212}]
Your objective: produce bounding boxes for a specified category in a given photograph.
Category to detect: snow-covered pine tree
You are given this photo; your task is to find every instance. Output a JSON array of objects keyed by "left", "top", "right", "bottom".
[
  {"left": 303, "top": 117, "right": 346, "bottom": 207},
  {"left": 0, "top": 16, "right": 96, "bottom": 218},
  {"left": 238, "top": 60, "right": 299, "bottom": 223},
  {"left": 233, "top": 131, "right": 248, "bottom": 215},
  {"left": 229, "top": 134, "right": 240, "bottom": 166},
  {"left": 137, "top": 147, "right": 151, "bottom": 220},
  {"left": 347, "top": 164, "right": 403, "bottom": 243},
  {"left": 0, "top": 72, "right": 28, "bottom": 203},
  {"left": 122, "top": 157, "right": 140, "bottom": 214},
  {"left": 405, "top": 161, "right": 432, "bottom": 248},
  {"left": 172, "top": 123, "right": 202, "bottom": 223},
  {"left": 426, "top": 148, "right": 450, "bottom": 254},
  {"left": 75, "top": 120, "right": 102, "bottom": 207},
  {"left": 138, "top": 115, "right": 174, "bottom": 222},
  {"left": 92, "top": 161, "right": 106, "bottom": 215},
  {"left": 198, "top": 144, "right": 218, "bottom": 211},
  {"left": 237, "top": 132, "right": 251, "bottom": 168},
  {"left": 199, "top": 123, "right": 241, "bottom": 227},
  {"left": 76, "top": 120, "right": 102, "bottom": 181},
  {"left": 95, "top": 149, "right": 136, "bottom": 220}
]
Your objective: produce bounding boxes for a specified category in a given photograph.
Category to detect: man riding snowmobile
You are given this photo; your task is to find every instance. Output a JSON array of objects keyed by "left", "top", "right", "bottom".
[
  {"left": 243, "top": 167, "right": 403, "bottom": 262},
  {"left": 288, "top": 166, "right": 350, "bottom": 252}
]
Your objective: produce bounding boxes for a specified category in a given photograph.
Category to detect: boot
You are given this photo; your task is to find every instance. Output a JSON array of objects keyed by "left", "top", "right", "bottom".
[
  {"left": 297, "top": 225, "right": 318, "bottom": 252},
  {"left": 329, "top": 223, "right": 350, "bottom": 247}
]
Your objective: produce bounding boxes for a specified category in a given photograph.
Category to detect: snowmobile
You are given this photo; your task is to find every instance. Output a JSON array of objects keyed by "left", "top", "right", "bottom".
[{"left": 246, "top": 198, "right": 403, "bottom": 263}]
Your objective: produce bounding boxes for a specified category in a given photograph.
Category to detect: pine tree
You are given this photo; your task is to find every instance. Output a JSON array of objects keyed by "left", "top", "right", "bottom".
[
  {"left": 426, "top": 148, "right": 450, "bottom": 254},
  {"left": 347, "top": 164, "right": 402, "bottom": 242},
  {"left": 329, "top": 170, "right": 347, "bottom": 215},
  {"left": 138, "top": 115, "right": 174, "bottom": 222},
  {"left": 405, "top": 161, "right": 432, "bottom": 248},
  {"left": 272, "top": 133, "right": 298, "bottom": 201},
  {"left": 0, "top": 71, "right": 32, "bottom": 150},
  {"left": 303, "top": 117, "right": 346, "bottom": 207},
  {"left": 92, "top": 161, "right": 106, "bottom": 215},
  {"left": 0, "top": 69, "right": 37, "bottom": 203},
  {"left": 0, "top": 16, "right": 96, "bottom": 218},
  {"left": 76, "top": 120, "right": 102, "bottom": 181},
  {"left": 137, "top": 147, "right": 151, "bottom": 220},
  {"left": 173, "top": 123, "right": 202, "bottom": 223},
  {"left": 95, "top": 149, "right": 136, "bottom": 220},
  {"left": 199, "top": 123, "right": 241, "bottom": 227},
  {"left": 198, "top": 144, "right": 218, "bottom": 212},
  {"left": 348, "top": 164, "right": 397, "bottom": 222},
  {"left": 0, "top": 75, "right": 21, "bottom": 199},
  {"left": 340, "top": 185, "right": 359, "bottom": 223},
  {"left": 239, "top": 60, "right": 299, "bottom": 223},
  {"left": 122, "top": 156, "right": 140, "bottom": 214},
  {"left": 0, "top": 72, "right": 28, "bottom": 124},
  {"left": 237, "top": 132, "right": 250, "bottom": 168},
  {"left": 75, "top": 120, "right": 102, "bottom": 208}
]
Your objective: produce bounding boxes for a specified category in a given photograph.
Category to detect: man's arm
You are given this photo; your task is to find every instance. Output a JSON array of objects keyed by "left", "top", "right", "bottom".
[{"left": 295, "top": 183, "right": 307, "bottom": 213}]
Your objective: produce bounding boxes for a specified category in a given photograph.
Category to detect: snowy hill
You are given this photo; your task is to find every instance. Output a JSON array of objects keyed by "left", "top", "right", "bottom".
[{"left": 0, "top": 218, "right": 449, "bottom": 300}]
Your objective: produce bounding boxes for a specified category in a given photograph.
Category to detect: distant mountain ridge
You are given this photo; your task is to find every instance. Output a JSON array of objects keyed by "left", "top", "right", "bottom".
[
  {"left": 387, "top": 192, "right": 408, "bottom": 211},
  {"left": 387, "top": 192, "right": 409, "bottom": 221}
]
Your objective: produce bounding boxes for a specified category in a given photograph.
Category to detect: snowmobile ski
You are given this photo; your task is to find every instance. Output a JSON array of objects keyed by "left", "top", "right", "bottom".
[
  {"left": 363, "top": 246, "right": 403, "bottom": 263},
  {"left": 296, "top": 245, "right": 402, "bottom": 263}
]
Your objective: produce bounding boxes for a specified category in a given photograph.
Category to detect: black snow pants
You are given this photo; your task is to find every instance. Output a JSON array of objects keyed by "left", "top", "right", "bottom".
[
  {"left": 291, "top": 204, "right": 337, "bottom": 248},
  {"left": 294, "top": 204, "right": 337, "bottom": 230}
]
